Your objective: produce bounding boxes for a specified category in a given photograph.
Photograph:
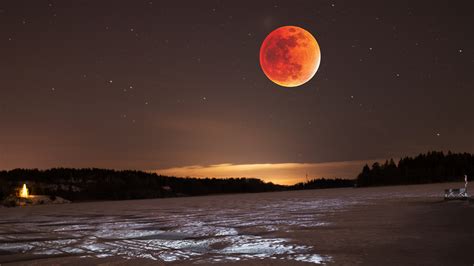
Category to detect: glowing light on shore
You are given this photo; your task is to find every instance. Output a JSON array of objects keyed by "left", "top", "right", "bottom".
[{"left": 19, "top": 183, "right": 29, "bottom": 198}]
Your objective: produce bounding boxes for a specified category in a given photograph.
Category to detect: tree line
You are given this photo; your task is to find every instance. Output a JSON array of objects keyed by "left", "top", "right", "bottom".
[
  {"left": 292, "top": 178, "right": 355, "bottom": 190},
  {"left": 0, "top": 168, "right": 286, "bottom": 201},
  {"left": 2, "top": 150, "right": 471, "bottom": 202},
  {"left": 0, "top": 168, "right": 358, "bottom": 202},
  {"left": 356, "top": 151, "right": 473, "bottom": 187}
]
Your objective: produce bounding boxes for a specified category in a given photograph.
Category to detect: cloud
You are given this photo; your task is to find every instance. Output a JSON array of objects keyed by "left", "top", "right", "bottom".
[{"left": 151, "top": 159, "right": 383, "bottom": 185}]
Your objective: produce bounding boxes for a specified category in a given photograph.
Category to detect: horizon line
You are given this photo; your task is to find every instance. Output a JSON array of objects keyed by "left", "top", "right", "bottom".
[{"left": 151, "top": 159, "right": 385, "bottom": 185}]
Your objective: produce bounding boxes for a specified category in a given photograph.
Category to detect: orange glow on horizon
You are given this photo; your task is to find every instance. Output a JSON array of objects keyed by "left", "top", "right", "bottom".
[{"left": 153, "top": 160, "right": 382, "bottom": 185}]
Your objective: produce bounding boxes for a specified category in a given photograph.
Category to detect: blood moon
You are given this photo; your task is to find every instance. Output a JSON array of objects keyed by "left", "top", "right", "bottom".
[{"left": 259, "top": 26, "right": 321, "bottom": 87}]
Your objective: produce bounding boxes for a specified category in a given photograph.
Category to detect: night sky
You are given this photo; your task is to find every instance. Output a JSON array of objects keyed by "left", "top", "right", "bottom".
[{"left": 1, "top": 1, "right": 473, "bottom": 184}]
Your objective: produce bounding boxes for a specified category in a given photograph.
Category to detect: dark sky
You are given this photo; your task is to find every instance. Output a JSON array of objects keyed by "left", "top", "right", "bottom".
[{"left": 1, "top": 0, "right": 473, "bottom": 175}]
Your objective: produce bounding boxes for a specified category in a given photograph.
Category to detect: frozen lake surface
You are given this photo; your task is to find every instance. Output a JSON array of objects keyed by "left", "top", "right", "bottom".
[{"left": 0, "top": 184, "right": 443, "bottom": 264}]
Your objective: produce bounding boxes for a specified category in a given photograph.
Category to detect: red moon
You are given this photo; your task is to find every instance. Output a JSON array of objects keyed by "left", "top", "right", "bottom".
[{"left": 260, "top": 26, "right": 321, "bottom": 87}]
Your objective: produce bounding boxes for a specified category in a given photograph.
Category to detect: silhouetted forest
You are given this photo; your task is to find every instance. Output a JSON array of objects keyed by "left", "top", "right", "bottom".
[
  {"left": 0, "top": 168, "right": 286, "bottom": 202},
  {"left": 356, "top": 151, "right": 474, "bottom": 187},
  {"left": 0, "top": 168, "right": 357, "bottom": 202},
  {"left": 2, "top": 150, "right": 471, "bottom": 203},
  {"left": 292, "top": 178, "right": 355, "bottom": 190}
]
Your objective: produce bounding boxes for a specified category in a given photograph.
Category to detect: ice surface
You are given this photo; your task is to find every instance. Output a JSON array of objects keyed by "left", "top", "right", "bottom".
[{"left": 0, "top": 184, "right": 443, "bottom": 264}]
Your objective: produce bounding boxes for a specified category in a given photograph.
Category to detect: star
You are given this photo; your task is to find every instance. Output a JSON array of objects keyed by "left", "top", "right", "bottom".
[{"left": 109, "top": 80, "right": 113, "bottom": 83}]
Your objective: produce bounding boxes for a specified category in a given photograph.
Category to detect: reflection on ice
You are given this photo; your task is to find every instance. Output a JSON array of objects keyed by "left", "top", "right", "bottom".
[{"left": 0, "top": 195, "right": 352, "bottom": 264}]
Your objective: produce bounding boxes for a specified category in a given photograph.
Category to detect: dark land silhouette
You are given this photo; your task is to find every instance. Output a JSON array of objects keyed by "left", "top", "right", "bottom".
[
  {"left": 1, "top": 151, "right": 472, "bottom": 204},
  {"left": 356, "top": 151, "right": 473, "bottom": 187},
  {"left": 0, "top": 168, "right": 354, "bottom": 204},
  {"left": 0, "top": 168, "right": 286, "bottom": 203}
]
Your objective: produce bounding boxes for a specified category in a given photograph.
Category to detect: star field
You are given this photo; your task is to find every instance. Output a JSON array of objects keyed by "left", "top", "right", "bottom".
[{"left": 0, "top": 0, "right": 473, "bottom": 172}]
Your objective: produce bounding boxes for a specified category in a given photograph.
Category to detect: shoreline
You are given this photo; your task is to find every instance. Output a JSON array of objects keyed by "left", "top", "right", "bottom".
[{"left": 3, "top": 180, "right": 470, "bottom": 208}]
